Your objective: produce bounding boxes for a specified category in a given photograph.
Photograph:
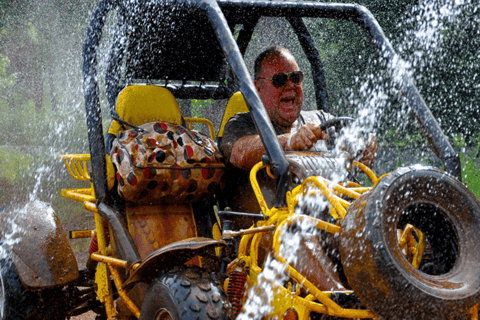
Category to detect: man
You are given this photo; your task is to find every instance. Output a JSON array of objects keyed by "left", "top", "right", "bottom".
[
  {"left": 219, "top": 47, "right": 376, "bottom": 211},
  {"left": 222, "top": 46, "right": 376, "bottom": 169},
  {"left": 221, "top": 46, "right": 335, "bottom": 171},
  {"left": 219, "top": 47, "right": 370, "bottom": 292}
]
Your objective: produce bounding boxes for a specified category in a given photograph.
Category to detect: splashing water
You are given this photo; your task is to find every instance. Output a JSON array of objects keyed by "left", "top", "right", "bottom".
[
  {"left": 237, "top": 257, "right": 288, "bottom": 320},
  {"left": 28, "top": 165, "right": 48, "bottom": 202},
  {"left": 399, "top": 0, "right": 468, "bottom": 65}
]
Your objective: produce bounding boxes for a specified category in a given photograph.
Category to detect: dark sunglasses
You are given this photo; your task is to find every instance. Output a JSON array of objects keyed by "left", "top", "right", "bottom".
[{"left": 258, "top": 71, "right": 304, "bottom": 88}]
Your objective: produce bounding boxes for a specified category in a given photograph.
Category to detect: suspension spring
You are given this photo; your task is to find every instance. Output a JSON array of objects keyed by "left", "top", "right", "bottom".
[
  {"left": 227, "top": 271, "right": 247, "bottom": 317},
  {"left": 88, "top": 233, "right": 98, "bottom": 254},
  {"left": 88, "top": 222, "right": 110, "bottom": 254}
]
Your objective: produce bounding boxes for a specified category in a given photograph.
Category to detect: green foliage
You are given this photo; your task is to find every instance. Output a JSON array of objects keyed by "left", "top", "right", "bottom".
[
  {"left": 0, "top": 146, "right": 32, "bottom": 183},
  {"left": 191, "top": 99, "right": 210, "bottom": 118},
  {"left": 190, "top": 99, "right": 216, "bottom": 131},
  {"left": 25, "top": 22, "right": 39, "bottom": 44},
  {"left": 0, "top": 146, "right": 33, "bottom": 205},
  {"left": 452, "top": 134, "right": 480, "bottom": 197},
  {"left": 0, "top": 0, "right": 93, "bottom": 210},
  {"left": 415, "top": 4, "right": 480, "bottom": 145},
  {"left": 191, "top": 99, "right": 215, "bottom": 118},
  {"left": 0, "top": 54, "right": 15, "bottom": 90},
  {"left": 462, "top": 152, "right": 480, "bottom": 198}
]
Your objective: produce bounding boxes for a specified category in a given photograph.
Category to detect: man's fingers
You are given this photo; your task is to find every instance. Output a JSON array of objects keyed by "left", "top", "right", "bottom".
[
  {"left": 301, "top": 134, "right": 314, "bottom": 149},
  {"left": 303, "top": 128, "right": 317, "bottom": 143},
  {"left": 290, "top": 132, "right": 311, "bottom": 151},
  {"left": 310, "top": 124, "right": 323, "bottom": 137},
  {"left": 307, "top": 123, "right": 328, "bottom": 140},
  {"left": 289, "top": 123, "right": 329, "bottom": 151}
]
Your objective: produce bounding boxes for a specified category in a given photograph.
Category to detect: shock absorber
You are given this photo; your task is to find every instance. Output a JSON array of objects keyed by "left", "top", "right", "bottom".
[
  {"left": 227, "top": 270, "right": 247, "bottom": 317},
  {"left": 88, "top": 222, "right": 110, "bottom": 254},
  {"left": 87, "top": 222, "right": 111, "bottom": 273}
]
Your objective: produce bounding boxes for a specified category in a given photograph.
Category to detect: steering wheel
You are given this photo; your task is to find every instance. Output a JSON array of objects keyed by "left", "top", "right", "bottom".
[
  {"left": 319, "top": 116, "right": 355, "bottom": 132},
  {"left": 285, "top": 116, "right": 359, "bottom": 183},
  {"left": 316, "top": 116, "right": 356, "bottom": 152}
]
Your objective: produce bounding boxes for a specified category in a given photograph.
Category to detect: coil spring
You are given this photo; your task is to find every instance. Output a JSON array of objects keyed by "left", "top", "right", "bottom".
[
  {"left": 88, "top": 222, "right": 110, "bottom": 254},
  {"left": 88, "top": 234, "right": 98, "bottom": 254},
  {"left": 227, "top": 271, "right": 247, "bottom": 317}
]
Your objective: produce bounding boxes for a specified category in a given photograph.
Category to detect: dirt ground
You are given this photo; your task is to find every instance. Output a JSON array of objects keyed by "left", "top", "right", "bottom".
[
  {"left": 72, "top": 309, "right": 97, "bottom": 319},
  {"left": 70, "top": 251, "right": 98, "bottom": 320}
]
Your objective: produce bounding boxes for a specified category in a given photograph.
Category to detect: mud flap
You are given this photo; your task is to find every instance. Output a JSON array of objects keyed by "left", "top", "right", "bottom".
[
  {"left": 123, "top": 237, "right": 226, "bottom": 290},
  {"left": 0, "top": 201, "right": 79, "bottom": 289}
]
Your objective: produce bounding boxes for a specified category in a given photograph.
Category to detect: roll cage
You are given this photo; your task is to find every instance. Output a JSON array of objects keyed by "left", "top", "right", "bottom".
[{"left": 83, "top": 0, "right": 460, "bottom": 211}]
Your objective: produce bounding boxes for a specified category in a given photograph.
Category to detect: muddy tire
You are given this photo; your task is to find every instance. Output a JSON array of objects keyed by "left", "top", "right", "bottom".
[
  {"left": 139, "top": 265, "right": 232, "bottom": 320},
  {"left": 339, "top": 166, "right": 480, "bottom": 320},
  {"left": 0, "top": 250, "right": 37, "bottom": 319}
]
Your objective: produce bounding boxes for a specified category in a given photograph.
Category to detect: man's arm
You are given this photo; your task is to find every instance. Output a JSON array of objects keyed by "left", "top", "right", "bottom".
[
  {"left": 230, "top": 123, "right": 328, "bottom": 170},
  {"left": 230, "top": 133, "right": 287, "bottom": 170}
]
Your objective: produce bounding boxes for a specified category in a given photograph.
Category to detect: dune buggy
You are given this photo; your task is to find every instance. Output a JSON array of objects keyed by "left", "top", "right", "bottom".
[{"left": 1, "top": 0, "right": 480, "bottom": 319}]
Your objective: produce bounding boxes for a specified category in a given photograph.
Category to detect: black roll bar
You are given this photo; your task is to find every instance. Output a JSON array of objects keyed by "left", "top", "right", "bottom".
[
  {"left": 83, "top": 0, "right": 117, "bottom": 201},
  {"left": 287, "top": 16, "right": 330, "bottom": 113},
  {"left": 204, "top": 0, "right": 291, "bottom": 206},
  {"left": 83, "top": 0, "right": 143, "bottom": 267}
]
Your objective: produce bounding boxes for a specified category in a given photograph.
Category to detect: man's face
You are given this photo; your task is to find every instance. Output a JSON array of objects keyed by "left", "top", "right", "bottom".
[{"left": 255, "top": 51, "right": 304, "bottom": 130}]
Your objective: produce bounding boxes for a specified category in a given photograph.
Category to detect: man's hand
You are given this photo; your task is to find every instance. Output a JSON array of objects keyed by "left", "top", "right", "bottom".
[{"left": 287, "top": 123, "right": 328, "bottom": 151}]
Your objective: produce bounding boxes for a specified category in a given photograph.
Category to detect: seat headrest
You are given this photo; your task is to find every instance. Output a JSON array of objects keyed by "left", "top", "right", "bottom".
[
  {"left": 218, "top": 92, "right": 249, "bottom": 138},
  {"left": 108, "top": 85, "right": 182, "bottom": 136}
]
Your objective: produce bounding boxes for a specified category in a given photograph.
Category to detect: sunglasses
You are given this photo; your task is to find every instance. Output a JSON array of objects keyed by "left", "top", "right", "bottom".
[{"left": 258, "top": 71, "right": 304, "bottom": 88}]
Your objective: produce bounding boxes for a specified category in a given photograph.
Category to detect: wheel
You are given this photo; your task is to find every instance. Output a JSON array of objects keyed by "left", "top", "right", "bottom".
[
  {"left": 0, "top": 249, "right": 37, "bottom": 319},
  {"left": 0, "top": 248, "right": 68, "bottom": 320},
  {"left": 139, "top": 265, "right": 232, "bottom": 320},
  {"left": 339, "top": 166, "right": 480, "bottom": 320},
  {"left": 318, "top": 116, "right": 375, "bottom": 172},
  {"left": 318, "top": 116, "right": 355, "bottom": 151}
]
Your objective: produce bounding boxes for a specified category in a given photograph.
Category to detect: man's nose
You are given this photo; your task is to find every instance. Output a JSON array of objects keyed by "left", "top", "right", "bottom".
[{"left": 284, "top": 76, "right": 297, "bottom": 89}]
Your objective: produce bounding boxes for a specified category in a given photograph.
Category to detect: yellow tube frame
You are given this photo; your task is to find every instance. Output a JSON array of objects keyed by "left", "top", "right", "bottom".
[{"left": 184, "top": 117, "right": 216, "bottom": 140}]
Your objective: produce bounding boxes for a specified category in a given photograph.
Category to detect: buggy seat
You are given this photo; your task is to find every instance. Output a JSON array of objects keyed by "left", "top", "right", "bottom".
[
  {"left": 106, "top": 85, "right": 225, "bottom": 260},
  {"left": 217, "top": 91, "right": 249, "bottom": 144}
]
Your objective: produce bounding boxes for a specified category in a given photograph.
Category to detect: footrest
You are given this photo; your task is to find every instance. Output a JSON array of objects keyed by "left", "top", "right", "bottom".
[{"left": 69, "top": 230, "right": 95, "bottom": 239}]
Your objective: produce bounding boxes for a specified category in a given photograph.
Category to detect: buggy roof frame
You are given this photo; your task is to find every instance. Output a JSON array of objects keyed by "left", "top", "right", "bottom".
[{"left": 83, "top": 0, "right": 460, "bottom": 206}]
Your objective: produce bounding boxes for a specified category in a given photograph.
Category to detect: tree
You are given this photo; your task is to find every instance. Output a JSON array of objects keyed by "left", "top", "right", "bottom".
[{"left": 303, "top": 0, "right": 479, "bottom": 148}]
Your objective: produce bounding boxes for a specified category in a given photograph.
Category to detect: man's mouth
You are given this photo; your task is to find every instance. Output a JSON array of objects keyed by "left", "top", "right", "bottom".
[{"left": 280, "top": 97, "right": 295, "bottom": 105}]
